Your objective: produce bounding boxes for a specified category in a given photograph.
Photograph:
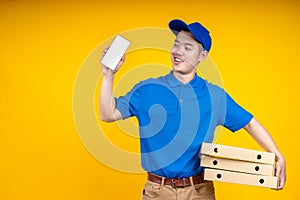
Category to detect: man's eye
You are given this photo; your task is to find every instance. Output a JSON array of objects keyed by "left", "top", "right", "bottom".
[
  {"left": 174, "top": 43, "right": 179, "bottom": 47},
  {"left": 185, "top": 47, "right": 191, "bottom": 51}
]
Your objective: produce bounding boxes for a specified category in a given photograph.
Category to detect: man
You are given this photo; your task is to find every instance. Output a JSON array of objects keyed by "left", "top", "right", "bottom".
[{"left": 100, "top": 19, "right": 286, "bottom": 200}]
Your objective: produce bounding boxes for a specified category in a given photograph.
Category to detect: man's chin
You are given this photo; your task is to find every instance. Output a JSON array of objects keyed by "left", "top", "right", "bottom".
[
  {"left": 173, "top": 68, "right": 187, "bottom": 75},
  {"left": 172, "top": 67, "right": 182, "bottom": 73},
  {"left": 172, "top": 64, "right": 182, "bottom": 71},
  {"left": 172, "top": 66, "right": 196, "bottom": 75}
]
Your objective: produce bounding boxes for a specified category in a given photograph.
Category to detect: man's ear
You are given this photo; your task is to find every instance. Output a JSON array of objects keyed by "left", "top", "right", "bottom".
[{"left": 198, "top": 50, "right": 208, "bottom": 63}]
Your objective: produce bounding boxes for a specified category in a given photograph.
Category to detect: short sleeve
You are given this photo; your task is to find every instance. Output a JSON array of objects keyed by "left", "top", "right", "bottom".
[
  {"left": 115, "top": 83, "right": 142, "bottom": 119},
  {"left": 224, "top": 93, "right": 253, "bottom": 132}
]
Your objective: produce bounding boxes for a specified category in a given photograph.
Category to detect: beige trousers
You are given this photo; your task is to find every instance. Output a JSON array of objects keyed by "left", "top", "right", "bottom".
[{"left": 142, "top": 179, "right": 216, "bottom": 200}]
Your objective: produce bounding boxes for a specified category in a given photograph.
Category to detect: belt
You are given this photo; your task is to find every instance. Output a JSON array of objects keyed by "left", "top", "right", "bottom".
[{"left": 147, "top": 172, "right": 204, "bottom": 188}]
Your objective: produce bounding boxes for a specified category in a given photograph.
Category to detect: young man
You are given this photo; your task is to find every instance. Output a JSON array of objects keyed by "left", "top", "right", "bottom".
[{"left": 100, "top": 19, "right": 286, "bottom": 200}]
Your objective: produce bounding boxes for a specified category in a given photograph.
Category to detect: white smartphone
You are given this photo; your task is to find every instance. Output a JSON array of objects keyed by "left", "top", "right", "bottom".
[{"left": 100, "top": 35, "right": 131, "bottom": 70}]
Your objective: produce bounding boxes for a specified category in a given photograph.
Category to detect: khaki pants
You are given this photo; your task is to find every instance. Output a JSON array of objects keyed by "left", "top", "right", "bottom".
[{"left": 142, "top": 180, "right": 216, "bottom": 200}]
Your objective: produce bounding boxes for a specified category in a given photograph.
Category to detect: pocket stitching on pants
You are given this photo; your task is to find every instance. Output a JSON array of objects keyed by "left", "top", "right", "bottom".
[
  {"left": 143, "top": 181, "right": 162, "bottom": 198},
  {"left": 193, "top": 181, "right": 215, "bottom": 196}
]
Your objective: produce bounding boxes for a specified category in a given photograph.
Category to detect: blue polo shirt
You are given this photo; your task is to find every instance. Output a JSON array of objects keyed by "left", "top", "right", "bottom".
[{"left": 116, "top": 71, "right": 253, "bottom": 178}]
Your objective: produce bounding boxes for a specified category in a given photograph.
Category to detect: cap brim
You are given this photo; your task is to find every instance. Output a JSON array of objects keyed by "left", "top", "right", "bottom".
[{"left": 168, "top": 19, "right": 190, "bottom": 35}]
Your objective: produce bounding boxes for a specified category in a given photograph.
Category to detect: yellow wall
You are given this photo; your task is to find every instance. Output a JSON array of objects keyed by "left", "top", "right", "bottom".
[{"left": 1, "top": 0, "right": 299, "bottom": 199}]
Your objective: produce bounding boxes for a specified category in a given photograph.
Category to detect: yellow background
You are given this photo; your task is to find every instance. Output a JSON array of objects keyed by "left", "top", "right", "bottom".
[{"left": 1, "top": 0, "right": 299, "bottom": 199}]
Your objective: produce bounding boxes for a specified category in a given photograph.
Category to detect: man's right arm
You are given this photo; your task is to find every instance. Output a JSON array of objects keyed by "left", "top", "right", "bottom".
[
  {"left": 100, "top": 74, "right": 123, "bottom": 122},
  {"left": 100, "top": 48, "right": 125, "bottom": 122}
]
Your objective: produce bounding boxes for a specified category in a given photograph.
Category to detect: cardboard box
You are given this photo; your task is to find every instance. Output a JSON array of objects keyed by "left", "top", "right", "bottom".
[
  {"left": 200, "top": 155, "right": 275, "bottom": 176},
  {"left": 204, "top": 168, "right": 278, "bottom": 189},
  {"left": 200, "top": 143, "right": 275, "bottom": 165}
]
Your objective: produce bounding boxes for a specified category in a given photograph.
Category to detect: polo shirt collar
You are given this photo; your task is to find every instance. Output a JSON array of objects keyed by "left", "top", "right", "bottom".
[{"left": 166, "top": 71, "right": 204, "bottom": 88}]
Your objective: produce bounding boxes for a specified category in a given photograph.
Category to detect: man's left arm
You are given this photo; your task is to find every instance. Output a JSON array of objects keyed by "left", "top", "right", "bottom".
[{"left": 244, "top": 117, "right": 286, "bottom": 190}]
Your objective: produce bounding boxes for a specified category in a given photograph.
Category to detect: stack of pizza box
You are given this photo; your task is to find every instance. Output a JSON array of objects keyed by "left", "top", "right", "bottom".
[{"left": 200, "top": 142, "right": 278, "bottom": 189}]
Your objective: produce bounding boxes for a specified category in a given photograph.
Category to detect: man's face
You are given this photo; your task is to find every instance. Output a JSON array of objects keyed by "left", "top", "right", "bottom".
[{"left": 170, "top": 31, "right": 206, "bottom": 74}]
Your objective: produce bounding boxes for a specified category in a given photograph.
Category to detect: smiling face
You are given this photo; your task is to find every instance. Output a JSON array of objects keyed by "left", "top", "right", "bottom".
[{"left": 170, "top": 31, "right": 208, "bottom": 75}]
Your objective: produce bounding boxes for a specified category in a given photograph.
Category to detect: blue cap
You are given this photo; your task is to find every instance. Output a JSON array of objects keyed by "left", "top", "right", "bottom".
[{"left": 168, "top": 19, "right": 212, "bottom": 52}]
